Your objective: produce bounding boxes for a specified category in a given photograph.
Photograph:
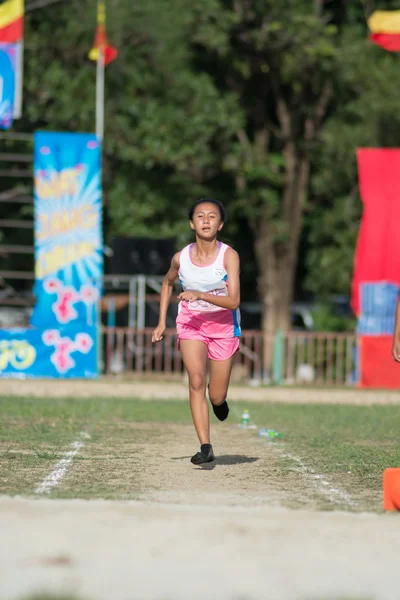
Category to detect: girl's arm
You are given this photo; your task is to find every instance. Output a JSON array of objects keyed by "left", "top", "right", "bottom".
[
  {"left": 152, "top": 252, "right": 180, "bottom": 342},
  {"left": 178, "top": 248, "right": 240, "bottom": 311}
]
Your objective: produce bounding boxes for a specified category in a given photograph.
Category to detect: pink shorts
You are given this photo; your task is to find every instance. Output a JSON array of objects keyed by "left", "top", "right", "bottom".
[{"left": 177, "top": 330, "right": 240, "bottom": 361}]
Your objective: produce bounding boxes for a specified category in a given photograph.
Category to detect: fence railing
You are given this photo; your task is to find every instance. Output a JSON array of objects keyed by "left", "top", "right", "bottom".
[{"left": 102, "top": 327, "right": 358, "bottom": 386}]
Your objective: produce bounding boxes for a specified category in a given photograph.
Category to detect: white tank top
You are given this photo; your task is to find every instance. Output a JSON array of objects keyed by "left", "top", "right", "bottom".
[{"left": 178, "top": 242, "right": 230, "bottom": 313}]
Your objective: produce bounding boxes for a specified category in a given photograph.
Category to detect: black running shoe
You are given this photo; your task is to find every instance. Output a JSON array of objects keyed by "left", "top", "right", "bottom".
[
  {"left": 212, "top": 400, "right": 229, "bottom": 421},
  {"left": 190, "top": 444, "right": 215, "bottom": 465}
]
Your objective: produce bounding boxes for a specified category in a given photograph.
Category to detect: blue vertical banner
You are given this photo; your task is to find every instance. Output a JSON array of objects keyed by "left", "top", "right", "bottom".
[
  {"left": 0, "top": 43, "right": 16, "bottom": 129},
  {"left": 26, "top": 131, "right": 103, "bottom": 378},
  {"left": 32, "top": 132, "right": 103, "bottom": 327}
]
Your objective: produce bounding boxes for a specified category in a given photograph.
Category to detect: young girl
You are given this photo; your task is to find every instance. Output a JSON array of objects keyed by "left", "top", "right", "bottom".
[{"left": 152, "top": 198, "right": 241, "bottom": 465}]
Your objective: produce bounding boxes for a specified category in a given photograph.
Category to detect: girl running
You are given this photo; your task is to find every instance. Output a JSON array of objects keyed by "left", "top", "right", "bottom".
[{"left": 151, "top": 198, "right": 241, "bottom": 465}]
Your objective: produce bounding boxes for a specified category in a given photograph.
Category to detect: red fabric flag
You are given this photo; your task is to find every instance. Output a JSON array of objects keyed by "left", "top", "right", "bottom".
[
  {"left": 368, "top": 11, "right": 400, "bottom": 52},
  {"left": 359, "top": 335, "right": 400, "bottom": 388},
  {"left": 369, "top": 33, "right": 400, "bottom": 52},
  {"left": 0, "top": 0, "right": 23, "bottom": 43},
  {"left": 89, "top": 1, "right": 117, "bottom": 67},
  {"left": 351, "top": 149, "right": 400, "bottom": 316}
]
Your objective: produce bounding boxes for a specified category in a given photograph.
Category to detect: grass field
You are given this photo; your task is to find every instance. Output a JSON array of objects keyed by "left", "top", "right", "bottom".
[{"left": 1, "top": 395, "right": 400, "bottom": 511}]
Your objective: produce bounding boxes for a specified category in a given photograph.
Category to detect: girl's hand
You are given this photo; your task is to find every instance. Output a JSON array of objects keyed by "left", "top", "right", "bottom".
[
  {"left": 392, "top": 339, "right": 400, "bottom": 362},
  {"left": 177, "top": 291, "right": 203, "bottom": 303},
  {"left": 152, "top": 323, "right": 166, "bottom": 343}
]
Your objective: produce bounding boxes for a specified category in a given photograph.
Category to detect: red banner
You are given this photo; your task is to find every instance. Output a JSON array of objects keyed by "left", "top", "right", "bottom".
[
  {"left": 359, "top": 335, "right": 400, "bottom": 388},
  {"left": 351, "top": 149, "right": 400, "bottom": 316}
]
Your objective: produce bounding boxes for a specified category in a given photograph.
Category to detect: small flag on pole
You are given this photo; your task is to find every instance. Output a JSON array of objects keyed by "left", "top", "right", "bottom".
[
  {"left": 89, "top": 0, "right": 117, "bottom": 141},
  {"left": 0, "top": 0, "right": 24, "bottom": 44},
  {"left": 368, "top": 10, "right": 400, "bottom": 52},
  {"left": 89, "top": 0, "right": 117, "bottom": 66}
]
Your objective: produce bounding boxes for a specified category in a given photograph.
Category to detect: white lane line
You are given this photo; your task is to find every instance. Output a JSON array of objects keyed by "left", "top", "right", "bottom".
[
  {"left": 231, "top": 405, "right": 356, "bottom": 507},
  {"left": 35, "top": 431, "right": 90, "bottom": 495},
  {"left": 277, "top": 448, "right": 356, "bottom": 507}
]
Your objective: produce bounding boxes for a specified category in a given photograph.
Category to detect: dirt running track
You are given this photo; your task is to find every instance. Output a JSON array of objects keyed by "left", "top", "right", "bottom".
[
  {"left": 1, "top": 379, "right": 400, "bottom": 599},
  {"left": 0, "top": 421, "right": 397, "bottom": 600}
]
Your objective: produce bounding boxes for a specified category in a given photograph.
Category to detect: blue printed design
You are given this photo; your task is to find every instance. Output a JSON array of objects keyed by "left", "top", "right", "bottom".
[
  {"left": 356, "top": 315, "right": 395, "bottom": 335},
  {"left": 357, "top": 281, "right": 399, "bottom": 336},
  {"left": 0, "top": 44, "right": 17, "bottom": 130},
  {"left": 360, "top": 282, "right": 399, "bottom": 317},
  {"left": 0, "top": 325, "right": 98, "bottom": 379}
]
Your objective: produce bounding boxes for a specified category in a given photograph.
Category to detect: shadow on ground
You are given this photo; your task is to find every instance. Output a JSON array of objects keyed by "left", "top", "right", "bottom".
[
  {"left": 215, "top": 455, "right": 259, "bottom": 466},
  {"left": 172, "top": 454, "right": 259, "bottom": 471}
]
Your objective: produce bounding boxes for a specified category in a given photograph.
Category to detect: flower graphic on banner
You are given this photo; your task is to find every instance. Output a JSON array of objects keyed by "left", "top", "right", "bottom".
[
  {"left": 42, "top": 330, "right": 93, "bottom": 374},
  {"left": 43, "top": 278, "right": 99, "bottom": 325},
  {"left": 44, "top": 278, "right": 79, "bottom": 324}
]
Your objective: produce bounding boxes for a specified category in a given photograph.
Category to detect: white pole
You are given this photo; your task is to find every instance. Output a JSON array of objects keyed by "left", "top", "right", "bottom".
[
  {"left": 96, "top": 45, "right": 105, "bottom": 141},
  {"left": 128, "top": 276, "right": 137, "bottom": 328},
  {"left": 13, "top": 40, "right": 23, "bottom": 119},
  {"left": 137, "top": 275, "right": 146, "bottom": 329}
]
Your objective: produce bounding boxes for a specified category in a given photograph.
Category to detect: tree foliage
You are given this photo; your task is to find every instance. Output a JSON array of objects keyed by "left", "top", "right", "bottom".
[
  {"left": 2, "top": 0, "right": 400, "bottom": 329},
  {"left": 306, "top": 13, "right": 400, "bottom": 299}
]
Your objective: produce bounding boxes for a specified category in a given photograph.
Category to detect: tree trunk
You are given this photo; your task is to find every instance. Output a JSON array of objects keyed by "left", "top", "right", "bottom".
[{"left": 254, "top": 151, "right": 310, "bottom": 377}]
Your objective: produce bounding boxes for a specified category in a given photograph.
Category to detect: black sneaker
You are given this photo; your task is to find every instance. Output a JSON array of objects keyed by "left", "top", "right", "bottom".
[
  {"left": 190, "top": 444, "right": 215, "bottom": 465},
  {"left": 211, "top": 400, "right": 229, "bottom": 421}
]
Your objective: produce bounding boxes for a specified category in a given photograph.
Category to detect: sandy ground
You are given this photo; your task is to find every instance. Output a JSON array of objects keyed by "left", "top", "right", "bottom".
[
  {"left": 1, "top": 376, "right": 400, "bottom": 404},
  {"left": 101, "top": 420, "right": 361, "bottom": 511},
  {"left": 1, "top": 497, "right": 400, "bottom": 600}
]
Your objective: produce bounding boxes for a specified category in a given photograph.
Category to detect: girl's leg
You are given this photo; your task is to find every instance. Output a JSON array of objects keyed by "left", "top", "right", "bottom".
[
  {"left": 179, "top": 339, "right": 210, "bottom": 445},
  {"left": 208, "top": 355, "right": 235, "bottom": 421}
]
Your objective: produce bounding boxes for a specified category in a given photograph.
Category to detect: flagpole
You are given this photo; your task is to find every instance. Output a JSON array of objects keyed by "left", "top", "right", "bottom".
[
  {"left": 95, "top": 42, "right": 104, "bottom": 376},
  {"left": 13, "top": 39, "right": 23, "bottom": 119},
  {"left": 96, "top": 45, "right": 105, "bottom": 141}
]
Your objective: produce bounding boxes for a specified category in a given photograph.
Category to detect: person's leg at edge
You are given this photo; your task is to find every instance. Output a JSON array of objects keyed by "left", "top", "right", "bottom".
[{"left": 179, "top": 339, "right": 215, "bottom": 464}]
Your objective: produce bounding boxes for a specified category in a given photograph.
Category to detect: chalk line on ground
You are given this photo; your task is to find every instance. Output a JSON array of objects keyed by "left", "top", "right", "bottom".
[
  {"left": 277, "top": 448, "right": 356, "bottom": 507},
  {"left": 35, "top": 431, "right": 90, "bottom": 495},
  {"left": 230, "top": 404, "right": 356, "bottom": 508}
]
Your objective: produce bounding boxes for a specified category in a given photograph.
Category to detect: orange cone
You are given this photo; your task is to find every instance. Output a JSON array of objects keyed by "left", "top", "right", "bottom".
[{"left": 383, "top": 468, "right": 400, "bottom": 510}]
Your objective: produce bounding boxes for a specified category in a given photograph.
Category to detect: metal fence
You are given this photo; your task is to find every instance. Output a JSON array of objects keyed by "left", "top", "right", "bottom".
[{"left": 102, "top": 327, "right": 358, "bottom": 386}]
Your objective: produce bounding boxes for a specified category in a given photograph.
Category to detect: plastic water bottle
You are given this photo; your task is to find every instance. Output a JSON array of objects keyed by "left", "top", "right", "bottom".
[
  {"left": 258, "top": 428, "right": 283, "bottom": 439},
  {"left": 240, "top": 410, "right": 250, "bottom": 428}
]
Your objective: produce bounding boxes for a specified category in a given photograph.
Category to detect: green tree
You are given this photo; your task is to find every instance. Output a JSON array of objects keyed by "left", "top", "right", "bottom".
[
  {"left": 22, "top": 0, "right": 241, "bottom": 243},
  {"left": 187, "top": 0, "right": 400, "bottom": 334},
  {"left": 104, "top": 0, "right": 358, "bottom": 334},
  {"left": 4, "top": 0, "right": 400, "bottom": 339},
  {"left": 306, "top": 6, "right": 400, "bottom": 302},
  {"left": 183, "top": 0, "right": 340, "bottom": 336}
]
